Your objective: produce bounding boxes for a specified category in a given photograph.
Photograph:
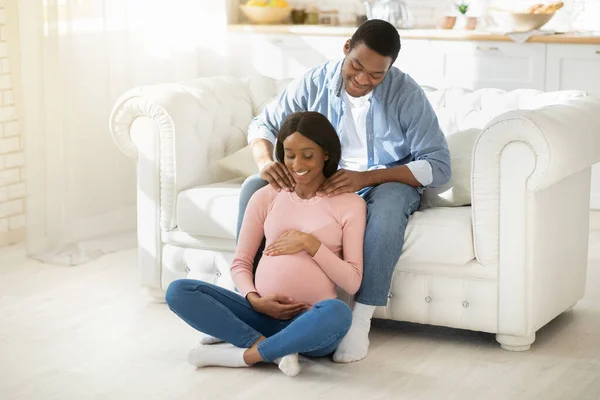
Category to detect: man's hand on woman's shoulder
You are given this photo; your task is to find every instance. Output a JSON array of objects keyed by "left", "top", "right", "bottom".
[
  {"left": 317, "top": 169, "right": 367, "bottom": 197},
  {"left": 260, "top": 161, "right": 295, "bottom": 192}
]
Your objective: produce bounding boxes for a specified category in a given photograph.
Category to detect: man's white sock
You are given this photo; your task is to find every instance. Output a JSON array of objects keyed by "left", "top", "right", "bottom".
[
  {"left": 187, "top": 343, "right": 249, "bottom": 368},
  {"left": 333, "top": 302, "right": 376, "bottom": 363},
  {"left": 273, "top": 353, "right": 301, "bottom": 377},
  {"left": 352, "top": 302, "right": 377, "bottom": 322}
]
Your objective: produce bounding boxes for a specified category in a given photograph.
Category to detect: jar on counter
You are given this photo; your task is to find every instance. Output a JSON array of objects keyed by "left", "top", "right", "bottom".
[
  {"left": 330, "top": 10, "right": 340, "bottom": 26},
  {"left": 291, "top": 8, "right": 306, "bottom": 24},
  {"left": 305, "top": 6, "right": 319, "bottom": 25},
  {"left": 355, "top": 0, "right": 368, "bottom": 26},
  {"left": 319, "top": 10, "right": 339, "bottom": 26}
]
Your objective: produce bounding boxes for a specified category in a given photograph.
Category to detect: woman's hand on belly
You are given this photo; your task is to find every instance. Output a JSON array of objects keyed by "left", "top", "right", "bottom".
[
  {"left": 247, "top": 292, "right": 310, "bottom": 320},
  {"left": 264, "top": 230, "right": 321, "bottom": 257}
]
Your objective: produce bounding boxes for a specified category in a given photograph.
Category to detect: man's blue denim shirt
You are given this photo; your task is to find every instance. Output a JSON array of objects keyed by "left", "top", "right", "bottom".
[{"left": 247, "top": 59, "right": 451, "bottom": 188}]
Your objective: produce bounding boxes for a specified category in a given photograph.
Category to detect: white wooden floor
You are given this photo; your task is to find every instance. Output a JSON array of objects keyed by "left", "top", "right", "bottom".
[{"left": 1, "top": 229, "right": 599, "bottom": 400}]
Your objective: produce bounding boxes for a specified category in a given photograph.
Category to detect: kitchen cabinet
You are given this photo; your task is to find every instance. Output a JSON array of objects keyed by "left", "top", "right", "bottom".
[
  {"left": 427, "top": 41, "right": 546, "bottom": 91},
  {"left": 545, "top": 43, "right": 600, "bottom": 96},
  {"left": 546, "top": 43, "right": 600, "bottom": 209},
  {"left": 393, "top": 39, "right": 437, "bottom": 87},
  {"left": 228, "top": 34, "right": 548, "bottom": 92},
  {"left": 224, "top": 33, "right": 345, "bottom": 79}
]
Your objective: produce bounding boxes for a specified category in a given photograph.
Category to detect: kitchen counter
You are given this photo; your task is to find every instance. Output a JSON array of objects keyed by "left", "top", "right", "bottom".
[{"left": 228, "top": 24, "right": 600, "bottom": 44}]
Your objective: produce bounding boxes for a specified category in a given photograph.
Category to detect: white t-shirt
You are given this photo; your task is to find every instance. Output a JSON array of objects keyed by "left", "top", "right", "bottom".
[
  {"left": 339, "top": 90, "right": 371, "bottom": 172},
  {"left": 338, "top": 89, "right": 433, "bottom": 186}
]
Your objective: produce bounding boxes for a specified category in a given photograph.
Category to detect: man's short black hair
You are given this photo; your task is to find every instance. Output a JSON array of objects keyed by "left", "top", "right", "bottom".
[{"left": 349, "top": 19, "right": 401, "bottom": 65}]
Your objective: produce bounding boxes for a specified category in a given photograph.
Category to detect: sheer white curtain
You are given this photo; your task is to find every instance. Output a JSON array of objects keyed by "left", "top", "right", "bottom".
[{"left": 12, "top": 0, "right": 227, "bottom": 264}]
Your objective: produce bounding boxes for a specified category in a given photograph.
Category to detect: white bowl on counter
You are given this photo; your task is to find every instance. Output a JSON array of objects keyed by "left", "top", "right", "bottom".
[
  {"left": 239, "top": 5, "right": 292, "bottom": 24},
  {"left": 489, "top": 11, "right": 555, "bottom": 32}
]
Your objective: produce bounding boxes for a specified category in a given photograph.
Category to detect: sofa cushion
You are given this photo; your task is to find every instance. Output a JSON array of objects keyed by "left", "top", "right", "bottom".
[
  {"left": 176, "top": 178, "right": 245, "bottom": 239},
  {"left": 177, "top": 180, "right": 475, "bottom": 266},
  {"left": 421, "top": 128, "right": 481, "bottom": 209},
  {"left": 216, "top": 146, "right": 259, "bottom": 178},
  {"left": 400, "top": 206, "right": 475, "bottom": 266}
]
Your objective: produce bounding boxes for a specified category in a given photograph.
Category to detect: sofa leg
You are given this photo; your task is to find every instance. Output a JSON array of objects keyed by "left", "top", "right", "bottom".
[
  {"left": 146, "top": 287, "right": 166, "bottom": 303},
  {"left": 496, "top": 333, "right": 535, "bottom": 351}
]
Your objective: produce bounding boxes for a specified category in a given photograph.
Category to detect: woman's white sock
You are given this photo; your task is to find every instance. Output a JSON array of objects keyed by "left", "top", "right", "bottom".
[
  {"left": 273, "top": 353, "right": 301, "bottom": 377},
  {"left": 187, "top": 343, "right": 249, "bottom": 368},
  {"left": 187, "top": 343, "right": 301, "bottom": 376}
]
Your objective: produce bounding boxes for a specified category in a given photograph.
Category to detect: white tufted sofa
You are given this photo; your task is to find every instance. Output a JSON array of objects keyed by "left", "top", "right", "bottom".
[{"left": 109, "top": 74, "right": 600, "bottom": 351}]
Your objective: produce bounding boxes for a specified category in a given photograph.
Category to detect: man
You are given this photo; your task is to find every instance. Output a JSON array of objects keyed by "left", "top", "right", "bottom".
[{"left": 237, "top": 19, "right": 450, "bottom": 363}]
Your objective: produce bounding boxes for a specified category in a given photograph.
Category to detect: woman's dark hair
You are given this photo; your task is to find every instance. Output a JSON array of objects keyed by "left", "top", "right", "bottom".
[
  {"left": 276, "top": 111, "right": 341, "bottom": 178},
  {"left": 349, "top": 19, "right": 401, "bottom": 65}
]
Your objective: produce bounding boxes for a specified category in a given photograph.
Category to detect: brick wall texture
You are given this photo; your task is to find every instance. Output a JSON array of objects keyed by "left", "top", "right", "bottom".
[{"left": 0, "top": 5, "right": 26, "bottom": 247}]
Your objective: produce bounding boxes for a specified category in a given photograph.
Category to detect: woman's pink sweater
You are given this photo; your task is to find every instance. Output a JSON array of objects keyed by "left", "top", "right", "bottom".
[{"left": 231, "top": 186, "right": 367, "bottom": 305}]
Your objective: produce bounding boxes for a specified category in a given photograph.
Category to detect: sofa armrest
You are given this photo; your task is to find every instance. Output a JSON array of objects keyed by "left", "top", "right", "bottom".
[
  {"left": 109, "top": 77, "right": 253, "bottom": 231},
  {"left": 472, "top": 96, "right": 600, "bottom": 266},
  {"left": 471, "top": 96, "right": 600, "bottom": 340}
]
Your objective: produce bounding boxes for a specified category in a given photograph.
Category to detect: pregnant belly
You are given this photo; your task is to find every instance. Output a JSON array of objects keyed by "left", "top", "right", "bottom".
[{"left": 254, "top": 253, "right": 337, "bottom": 305}]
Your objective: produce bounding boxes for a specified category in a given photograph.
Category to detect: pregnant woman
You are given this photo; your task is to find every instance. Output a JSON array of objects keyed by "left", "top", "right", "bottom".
[{"left": 165, "top": 111, "right": 366, "bottom": 376}]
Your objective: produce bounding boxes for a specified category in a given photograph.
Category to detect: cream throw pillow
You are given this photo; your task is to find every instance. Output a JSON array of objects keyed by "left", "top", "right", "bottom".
[
  {"left": 420, "top": 128, "right": 481, "bottom": 209},
  {"left": 217, "top": 146, "right": 259, "bottom": 178}
]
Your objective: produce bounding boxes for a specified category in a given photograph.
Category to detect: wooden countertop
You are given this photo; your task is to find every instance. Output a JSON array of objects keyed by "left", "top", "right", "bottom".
[{"left": 228, "top": 24, "right": 600, "bottom": 45}]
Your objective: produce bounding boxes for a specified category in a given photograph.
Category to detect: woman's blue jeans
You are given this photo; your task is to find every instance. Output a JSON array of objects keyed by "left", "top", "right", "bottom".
[{"left": 165, "top": 279, "right": 352, "bottom": 362}]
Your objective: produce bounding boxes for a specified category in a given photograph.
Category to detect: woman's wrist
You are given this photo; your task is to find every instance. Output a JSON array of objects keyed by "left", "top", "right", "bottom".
[
  {"left": 303, "top": 233, "right": 321, "bottom": 257},
  {"left": 246, "top": 292, "right": 261, "bottom": 307}
]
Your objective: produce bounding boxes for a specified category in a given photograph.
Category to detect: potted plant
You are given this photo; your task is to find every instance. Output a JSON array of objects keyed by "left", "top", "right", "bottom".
[{"left": 455, "top": 2, "right": 478, "bottom": 30}]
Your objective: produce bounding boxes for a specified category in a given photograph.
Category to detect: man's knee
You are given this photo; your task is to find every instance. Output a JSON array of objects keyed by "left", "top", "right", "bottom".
[
  {"left": 240, "top": 174, "right": 267, "bottom": 199},
  {"left": 237, "top": 174, "right": 268, "bottom": 239},
  {"left": 366, "top": 182, "right": 421, "bottom": 217},
  {"left": 369, "top": 182, "right": 417, "bottom": 199}
]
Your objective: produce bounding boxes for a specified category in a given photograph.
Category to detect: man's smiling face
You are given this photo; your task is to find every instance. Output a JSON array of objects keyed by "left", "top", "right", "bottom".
[{"left": 341, "top": 41, "right": 393, "bottom": 98}]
